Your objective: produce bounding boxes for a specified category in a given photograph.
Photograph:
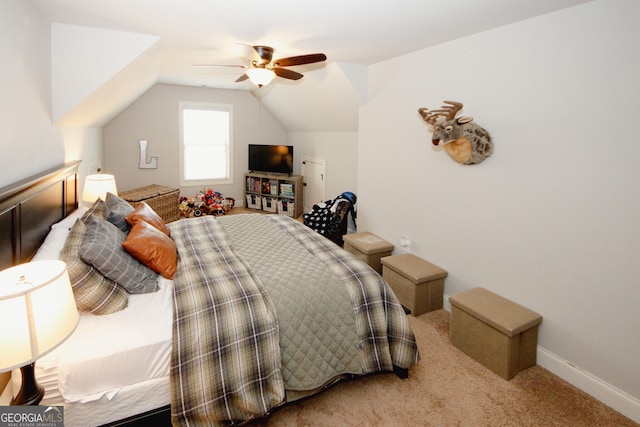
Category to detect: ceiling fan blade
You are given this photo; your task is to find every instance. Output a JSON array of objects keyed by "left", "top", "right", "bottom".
[
  {"left": 192, "top": 64, "right": 245, "bottom": 68},
  {"left": 237, "top": 43, "right": 275, "bottom": 65},
  {"left": 273, "top": 53, "right": 327, "bottom": 67},
  {"left": 273, "top": 67, "right": 303, "bottom": 80},
  {"left": 235, "top": 73, "right": 249, "bottom": 82},
  {"left": 253, "top": 46, "right": 274, "bottom": 64}
]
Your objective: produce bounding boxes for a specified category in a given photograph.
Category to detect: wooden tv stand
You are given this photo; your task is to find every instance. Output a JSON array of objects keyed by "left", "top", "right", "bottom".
[{"left": 244, "top": 171, "right": 303, "bottom": 218}]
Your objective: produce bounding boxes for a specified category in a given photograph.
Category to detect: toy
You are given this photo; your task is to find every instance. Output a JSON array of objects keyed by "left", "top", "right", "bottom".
[
  {"left": 418, "top": 101, "right": 493, "bottom": 165},
  {"left": 179, "top": 197, "right": 191, "bottom": 218},
  {"left": 179, "top": 188, "right": 228, "bottom": 217},
  {"left": 223, "top": 197, "right": 235, "bottom": 213},
  {"left": 202, "top": 188, "right": 225, "bottom": 214}
]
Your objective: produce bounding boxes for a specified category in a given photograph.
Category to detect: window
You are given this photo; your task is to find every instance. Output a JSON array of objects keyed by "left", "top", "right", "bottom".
[{"left": 179, "top": 102, "right": 233, "bottom": 186}]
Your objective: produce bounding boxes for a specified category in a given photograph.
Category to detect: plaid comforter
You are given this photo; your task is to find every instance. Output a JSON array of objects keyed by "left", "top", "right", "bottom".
[{"left": 167, "top": 215, "right": 419, "bottom": 426}]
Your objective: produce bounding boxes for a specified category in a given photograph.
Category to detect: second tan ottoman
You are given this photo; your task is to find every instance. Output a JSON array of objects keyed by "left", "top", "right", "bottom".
[{"left": 381, "top": 253, "right": 447, "bottom": 316}]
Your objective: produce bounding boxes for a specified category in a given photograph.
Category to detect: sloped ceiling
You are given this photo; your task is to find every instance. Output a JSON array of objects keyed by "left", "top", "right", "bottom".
[
  {"left": 33, "top": 0, "right": 592, "bottom": 131},
  {"left": 51, "top": 23, "right": 161, "bottom": 126}
]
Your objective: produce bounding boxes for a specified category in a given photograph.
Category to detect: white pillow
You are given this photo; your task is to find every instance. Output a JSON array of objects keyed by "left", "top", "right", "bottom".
[{"left": 32, "top": 208, "right": 88, "bottom": 261}]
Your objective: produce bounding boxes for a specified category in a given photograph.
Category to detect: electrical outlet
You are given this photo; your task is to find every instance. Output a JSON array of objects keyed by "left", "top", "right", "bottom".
[{"left": 400, "top": 237, "right": 410, "bottom": 253}]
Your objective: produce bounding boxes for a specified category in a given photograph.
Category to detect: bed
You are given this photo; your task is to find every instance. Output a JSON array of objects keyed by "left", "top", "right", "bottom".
[{"left": 0, "top": 162, "right": 419, "bottom": 426}]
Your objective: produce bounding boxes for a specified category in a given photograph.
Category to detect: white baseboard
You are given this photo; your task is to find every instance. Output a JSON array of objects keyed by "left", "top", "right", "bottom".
[
  {"left": 537, "top": 348, "right": 640, "bottom": 423},
  {"left": 442, "top": 294, "right": 640, "bottom": 423}
]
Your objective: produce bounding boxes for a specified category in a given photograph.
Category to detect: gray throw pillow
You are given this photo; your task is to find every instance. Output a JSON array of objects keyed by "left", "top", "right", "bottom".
[
  {"left": 81, "top": 198, "right": 105, "bottom": 221},
  {"left": 103, "top": 192, "right": 134, "bottom": 233},
  {"left": 80, "top": 214, "right": 159, "bottom": 294},
  {"left": 60, "top": 219, "right": 129, "bottom": 314}
]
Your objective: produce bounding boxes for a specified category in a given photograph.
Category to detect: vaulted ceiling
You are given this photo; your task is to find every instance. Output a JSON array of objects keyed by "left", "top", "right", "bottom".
[{"left": 33, "top": 0, "right": 592, "bottom": 131}]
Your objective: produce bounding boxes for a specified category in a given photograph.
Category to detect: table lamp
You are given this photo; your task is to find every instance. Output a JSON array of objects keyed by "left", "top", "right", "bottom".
[
  {"left": 0, "top": 260, "right": 79, "bottom": 405},
  {"left": 82, "top": 173, "right": 118, "bottom": 204}
]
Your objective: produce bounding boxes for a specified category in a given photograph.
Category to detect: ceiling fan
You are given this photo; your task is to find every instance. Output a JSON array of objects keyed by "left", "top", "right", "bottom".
[{"left": 194, "top": 44, "right": 327, "bottom": 87}]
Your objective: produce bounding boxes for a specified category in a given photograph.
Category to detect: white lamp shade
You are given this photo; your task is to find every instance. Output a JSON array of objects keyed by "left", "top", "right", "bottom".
[
  {"left": 246, "top": 68, "right": 276, "bottom": 87},
  {"left": 0, "top": 260, "right": 79, "bottom": 371},
  {"left": 82, "top": 174, "right": 118, "bottom": 203}
]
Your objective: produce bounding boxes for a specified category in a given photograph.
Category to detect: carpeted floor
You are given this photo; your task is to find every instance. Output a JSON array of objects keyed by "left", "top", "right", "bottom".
[{"left": 252, "top": 310, "right": 637, "bottom": 426}]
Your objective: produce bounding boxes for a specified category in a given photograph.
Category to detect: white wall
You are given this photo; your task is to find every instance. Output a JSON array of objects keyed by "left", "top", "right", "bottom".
[
  {"left": 61, "top": 126, "right": 104, "bottom": 181},
  {"left": 358, "top": 0, "right": 640, "bottom": 419},
  {"left": 0, "top": 0, "right": 63, "bottom": 186},
  {"left": 103, "top": 83, "right": 288, "bottom": 203},
  {"left": 0, "top": 1, "right": 103, "bottom": 191},
  {"left": 51, "top": 23, "right": 159, "bottom": 126},
  {"left": 288, "top": 131, "right": 358, "bottom": 201}
]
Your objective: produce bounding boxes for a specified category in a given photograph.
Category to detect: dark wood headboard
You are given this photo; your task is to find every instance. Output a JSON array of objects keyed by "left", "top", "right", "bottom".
[{"left": 0, "top": 160, "right": 80, "bottom": 270}]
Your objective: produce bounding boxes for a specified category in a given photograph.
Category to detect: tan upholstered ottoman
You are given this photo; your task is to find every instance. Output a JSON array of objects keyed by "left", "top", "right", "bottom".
[
  {"left": 449, "top": 287, "right": 542, "bottom": 380},
  {"left": 381, "top": 254, "right": 447, "bottom": 316},
  {"left": 343, "top": 232, "right": 394, "bottom": 274}
]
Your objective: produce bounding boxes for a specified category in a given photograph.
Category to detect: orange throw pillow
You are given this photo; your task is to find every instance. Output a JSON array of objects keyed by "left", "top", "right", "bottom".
[
  {"left": 125, "top": 202, "right": 170, "bottom": 236},
  {"left": 122, "top": 221, "right": 177, "bottom": 279}
]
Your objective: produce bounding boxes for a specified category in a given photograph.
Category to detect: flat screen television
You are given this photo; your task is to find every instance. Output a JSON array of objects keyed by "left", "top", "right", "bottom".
[{"left": 248, "top": 144, "right": 294, "bottom": 174}]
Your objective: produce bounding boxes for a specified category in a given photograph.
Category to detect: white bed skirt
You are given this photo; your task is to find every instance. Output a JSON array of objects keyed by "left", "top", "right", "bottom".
[
  {"left": 64, "top": 377, "right": 170, "bottom": 427},
  {"left": 11, "top": 371, "right": 170, "bottom": 427}
]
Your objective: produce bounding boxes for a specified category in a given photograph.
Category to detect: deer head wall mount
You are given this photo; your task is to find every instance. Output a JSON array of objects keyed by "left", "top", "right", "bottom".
[{"left": 418, "top": 101, "right": 493, "bottom": 165}]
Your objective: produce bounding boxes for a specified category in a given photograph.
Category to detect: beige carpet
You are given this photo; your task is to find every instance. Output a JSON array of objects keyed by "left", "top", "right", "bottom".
[{"left": 251, "top": 310, "right": 637, "bottom": 427}]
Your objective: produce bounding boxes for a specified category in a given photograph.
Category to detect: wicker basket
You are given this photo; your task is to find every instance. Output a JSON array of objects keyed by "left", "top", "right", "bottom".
[
  {"left": 119, "top": 184, "right": 180, "bottom": 223},
  {"left": 246, "top": 194, "right": 261, "bottom": 210},
  {"left": 277, "top": 200, "right": 295, "bottom": 217},
  {"left": 261, "top": 197, "right": 278, "bottom": 213}
]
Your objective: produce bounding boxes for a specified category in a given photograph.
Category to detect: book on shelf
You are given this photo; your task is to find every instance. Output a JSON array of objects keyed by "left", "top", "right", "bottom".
[
  {"left": 246, "top": 176, "right": 262, "bottom": 192},
  {"left": 279, "top": 183, "right": 294, "bottom": 198},
  {"left": 261, "top": 179, "right": 271, "bottom": 194}
]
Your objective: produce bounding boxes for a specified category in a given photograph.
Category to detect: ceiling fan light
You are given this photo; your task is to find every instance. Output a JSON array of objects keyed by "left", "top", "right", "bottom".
[{"left": 246, "top": 68, "right": 276, "bottom": 87}]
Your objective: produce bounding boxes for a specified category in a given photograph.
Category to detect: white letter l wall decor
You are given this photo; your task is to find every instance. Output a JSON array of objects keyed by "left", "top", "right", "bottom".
[{"left": 139, "top": 140, "right": 158, "bottom": 169}]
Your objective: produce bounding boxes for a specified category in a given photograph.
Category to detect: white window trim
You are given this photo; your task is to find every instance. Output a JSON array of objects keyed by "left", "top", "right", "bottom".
[{"left": 178, "top": 101, "right": 234, "bottom": 187}]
